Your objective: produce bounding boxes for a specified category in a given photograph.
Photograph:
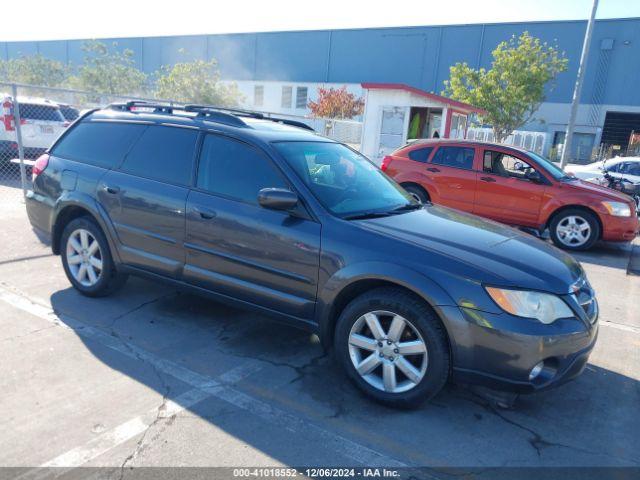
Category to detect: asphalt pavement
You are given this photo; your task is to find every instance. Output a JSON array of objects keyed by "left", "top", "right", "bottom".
[{"left": 1, "top": 193, "right": 638, "bottom": 477}]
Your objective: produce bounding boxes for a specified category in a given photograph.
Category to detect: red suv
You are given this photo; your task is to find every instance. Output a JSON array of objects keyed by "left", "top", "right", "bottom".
[{"left": 383, "top": 139, "right": 639, "bottom": 250}]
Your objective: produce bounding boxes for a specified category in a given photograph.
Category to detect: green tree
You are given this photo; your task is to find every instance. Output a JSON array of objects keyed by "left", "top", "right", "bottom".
[
  {"left": 67, "top": 40, "right": 147, "bottom": 95},
  {"left": 154, "top": 59, "right": 242, "bottom": 107},
  {"left": 443, "top": 32, "right": 568, "bottom": 142},
  {"left": 0, "top": 54, "right": 69, "bottom": 87}
]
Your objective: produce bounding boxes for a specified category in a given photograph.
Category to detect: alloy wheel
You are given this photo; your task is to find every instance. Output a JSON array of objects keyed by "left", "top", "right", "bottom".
[
  {"left": 409, "top": 192, "right": 423, "bottom": 204},
  {"left": 556, "top": 215, "right": 591, "bottom": 247},
  {"left": 348, "top": 310, "right": 428, "bottom": 393},
  {"left": 66, "top": 228, "right": 103, "bottom": 287}
]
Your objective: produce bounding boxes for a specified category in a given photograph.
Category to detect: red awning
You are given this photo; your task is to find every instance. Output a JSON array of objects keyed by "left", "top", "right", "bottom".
[{"left": 361, "top": 83, "right": 486, "bottom": 115}]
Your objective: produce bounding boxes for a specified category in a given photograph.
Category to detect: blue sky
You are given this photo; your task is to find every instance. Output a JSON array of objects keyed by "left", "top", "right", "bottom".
[{"left": 3, "top": 0, "right": 640, "bottom": 41}]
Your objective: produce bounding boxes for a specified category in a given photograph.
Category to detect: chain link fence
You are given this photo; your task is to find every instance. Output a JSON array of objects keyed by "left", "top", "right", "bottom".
[
  {"left": 0, "top": 82, "right": 363, "bottom": 212},
  {"left": 0, "top": 82, "right": 171, "bottom": 210}
]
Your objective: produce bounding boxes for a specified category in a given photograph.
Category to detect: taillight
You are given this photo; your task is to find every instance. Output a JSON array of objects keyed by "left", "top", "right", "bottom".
[
  {"left": 381, "top": 155, "right": 393, "bottom": 172},
  {"left": 32, "top": 154, "right": 50, "bottom": 181},
  {"left": 2, "top": 100, "right": 15, "bottom": 131}
]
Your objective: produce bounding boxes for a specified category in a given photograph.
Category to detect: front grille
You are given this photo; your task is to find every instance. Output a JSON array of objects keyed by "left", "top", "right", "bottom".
[{"left": 571, "top": 276, "right": 598, "bottom": 324}]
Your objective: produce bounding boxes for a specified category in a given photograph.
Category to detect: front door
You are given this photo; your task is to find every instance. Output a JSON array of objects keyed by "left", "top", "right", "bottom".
[
  {"left": 474, "top": 148, "right": 547, "bottom": 227},
  {"left": 426, "top": 145, "right": 478, "bottom": 212},
  {"left": 98, "top": 125, "right": 198, "bottom": 278},
  {"left": 184, "top": 133, "right": 320, "bottom": 320}
]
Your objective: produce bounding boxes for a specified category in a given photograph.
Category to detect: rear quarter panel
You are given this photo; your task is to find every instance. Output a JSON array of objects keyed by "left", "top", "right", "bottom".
[{"left": 386, "top": 154, "right": 440, "bottom": 200}]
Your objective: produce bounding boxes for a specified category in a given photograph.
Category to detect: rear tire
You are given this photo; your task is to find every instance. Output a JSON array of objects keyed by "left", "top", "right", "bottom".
[
  {"left": 334, "top": 287, "right": 449, "bottom": 408},
  {"left": 549, "top": 208, "right": 599, "bottom": 251},
  {"left": 402, "top": 184, "right": 430, "bottom": 204},
  {"left": 61, "top": 217, "right": 128, "bottom": 297}
]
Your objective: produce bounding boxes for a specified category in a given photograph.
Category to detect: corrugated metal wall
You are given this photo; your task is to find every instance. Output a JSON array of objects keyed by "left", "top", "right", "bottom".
[{"left": 2, "top": 18, "right": 640, "bottom": 105}]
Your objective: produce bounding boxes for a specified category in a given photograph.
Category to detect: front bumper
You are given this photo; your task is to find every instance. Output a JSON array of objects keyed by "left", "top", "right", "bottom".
[
  {"left": 601, "top": 213, "right": 640, "bottom": 242},
  {"left": 438, "top": 303, "right": 598, "bottom": 394}
]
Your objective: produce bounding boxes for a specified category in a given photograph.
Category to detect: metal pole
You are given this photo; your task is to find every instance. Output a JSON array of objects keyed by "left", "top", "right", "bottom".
[
  {"left": 560, "top": 0, "right": 599, "bottom": 169},
  {"left": 11, "top": 84, "right": 28, "bottom": 198}
]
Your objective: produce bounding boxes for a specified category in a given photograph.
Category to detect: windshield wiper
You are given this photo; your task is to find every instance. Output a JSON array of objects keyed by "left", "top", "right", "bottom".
[
  {"left": 390, "top": 203, "right": 423, "bottom": 213},
  {"left": 343, "top": 203, "right": 422, "bottom": 220},
  {"left": 342, "top": 211, "right": 396, "bottom": 220}
]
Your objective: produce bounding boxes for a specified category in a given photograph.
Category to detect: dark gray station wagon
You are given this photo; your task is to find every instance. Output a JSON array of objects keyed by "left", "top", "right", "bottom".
[{"left": 26, "top": 103, "right": 598, "bottom": 407}]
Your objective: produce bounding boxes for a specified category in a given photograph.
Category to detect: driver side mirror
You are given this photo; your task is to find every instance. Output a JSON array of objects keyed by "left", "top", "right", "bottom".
[
  {"left": 526, "top": 170, "right": 543, "bottom": 183},
  {"left": 258, "top": 188, "right": 298, "bottom": 212}
]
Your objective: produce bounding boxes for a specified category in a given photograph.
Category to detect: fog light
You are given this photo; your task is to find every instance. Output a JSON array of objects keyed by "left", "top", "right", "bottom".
[{"left": 529, "top": 362, "right": 544, "bottom": 381}]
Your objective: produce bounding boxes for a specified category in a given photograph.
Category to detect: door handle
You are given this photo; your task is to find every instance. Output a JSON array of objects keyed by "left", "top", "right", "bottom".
[
  {"left": 480, "top": 176, "right": 496, "bottom": 183},
  {"left": 103, "top": 184, "right": 120, "bottom": 194},
  {"left": 194, "top": 207, "right": 216, "bottom": 220},
  {"left": 426, "top": 167, "right": 440, "bottom": 173}
]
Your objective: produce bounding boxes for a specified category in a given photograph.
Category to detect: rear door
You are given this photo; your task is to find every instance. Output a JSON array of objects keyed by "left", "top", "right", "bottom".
[
  {"left": 474, "top": 148, "right": 548, "bottom": 227},
  {"left": 184, "top": 133, "right": 320, "bottom": 320},
  {"left": 426, "top": 144, "right": 478, "bottom": 212},
  {"left": 97, "top": 124, "right": 198, "bottom": 278}
]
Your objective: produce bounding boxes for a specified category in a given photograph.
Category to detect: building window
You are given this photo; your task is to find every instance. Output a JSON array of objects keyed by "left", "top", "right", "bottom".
[
  {"left": 254, "top": 85, "right": 264, "bottom": 107},
  {"left": 281, "top": 86, "right": 292, "bottom": 108},
  {"left": 295, "top": 87, "right": 308, "bottom": 109}
]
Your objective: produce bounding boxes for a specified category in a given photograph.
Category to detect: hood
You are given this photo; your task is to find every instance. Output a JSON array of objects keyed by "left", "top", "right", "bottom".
[
  {"left": 356, "top": 205, "right": 583, "bottom": 294},
  {"left": 563, "top": 178, "right": 635, "bottom": 202}
]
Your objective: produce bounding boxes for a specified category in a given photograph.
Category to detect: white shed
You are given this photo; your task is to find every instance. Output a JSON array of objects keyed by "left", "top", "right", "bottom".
[{"left": 360, "top": 83, "right": 484, "bottom": 164}]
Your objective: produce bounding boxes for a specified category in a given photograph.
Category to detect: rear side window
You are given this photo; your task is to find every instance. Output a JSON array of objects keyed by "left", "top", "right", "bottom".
[
  {"left": 20, "top": 104, "right": 64, "bottom": 122},
  {"left": 408, "top": 147, "right": 434, "bottom": 163},
  {"left": 51, "top": 122, "right": 146, "bottom": 168},
  {"left": 431, "top": 146, "right": 475, "bottom": 170},
  {"left": 59, "top": 106, "right": 80, "bottom": 121},
  {"left": 197, "top": 134, "right": 287, "bottom": 204},
  {"left": 120, "top": 125, "right": 198, "bottom": 186}
]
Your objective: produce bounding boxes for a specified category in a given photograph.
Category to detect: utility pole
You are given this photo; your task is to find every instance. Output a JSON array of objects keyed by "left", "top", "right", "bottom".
[{"left": 560, "top": 0, "right": 599, "bottom": 169}]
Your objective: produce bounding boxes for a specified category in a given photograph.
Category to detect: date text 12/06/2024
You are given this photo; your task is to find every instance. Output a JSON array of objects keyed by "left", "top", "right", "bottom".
[{"left": 232, "top": 468, "right": 401, "bottom": 478}]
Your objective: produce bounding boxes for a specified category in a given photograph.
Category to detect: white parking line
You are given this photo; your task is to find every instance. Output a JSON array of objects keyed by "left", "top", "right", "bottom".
[
  {"left": 41, "top": 366, "right": 248, "bottom": 469},
  {"left": 0, "top": 285, "right": 407, "bottom": 469}
]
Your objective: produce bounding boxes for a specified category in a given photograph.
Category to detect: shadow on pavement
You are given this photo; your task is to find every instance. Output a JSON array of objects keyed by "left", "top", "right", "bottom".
[
  {"left": 571, "top": 241, "right": 633, "bottom": 271},
  {"left": 47, "top": 278, "right": 640, "bottom": 468}
]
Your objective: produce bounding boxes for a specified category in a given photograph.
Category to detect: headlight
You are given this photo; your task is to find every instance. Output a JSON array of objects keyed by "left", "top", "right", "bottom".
[
  {"left": 485, "top": 287, "right": 574, "bottom": 324},
  {"left": 602, "top": 201, "right": 631, "bottom": 217}
]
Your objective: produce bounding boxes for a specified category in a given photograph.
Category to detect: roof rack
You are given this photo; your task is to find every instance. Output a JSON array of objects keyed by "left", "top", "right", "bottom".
[
  {"left": 109, "top": 101, "right": 315, "bottom": 131},
  {"left": 110, "top": 101, "right": 176, "bottom": 114}
]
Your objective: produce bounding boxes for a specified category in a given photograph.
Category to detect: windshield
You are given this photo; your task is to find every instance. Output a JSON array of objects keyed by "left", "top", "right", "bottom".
[
  {"left": 527, "top": 151, "right": 571, "bottom": 180},
  {"left": 273, "top": 141, "right": 416, "bottom": 218}
]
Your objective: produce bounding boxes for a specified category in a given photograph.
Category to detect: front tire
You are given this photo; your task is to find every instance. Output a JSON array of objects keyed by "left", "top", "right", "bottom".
[
  {"left": 61, "top": 217, "right": 128, "bottom": 297},
  {"left": 334, "top": 287, "right": 450, "bottom": 408},
  {"left": 549, "top": 208, "right": 600, "bottom": 251}
]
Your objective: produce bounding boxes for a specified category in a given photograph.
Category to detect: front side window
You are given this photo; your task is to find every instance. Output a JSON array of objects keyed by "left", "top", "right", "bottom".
[
  {"left": 431, "top": 146, "right": 475, "bottom": 170},
  {"left": 621, "top": 162, "right": 640, "bottom": 176},
  {"left": 52, "top": 121, "right": 146, "bottom": 169},
  {"left": 120, "top": 125, "right": 198, "bottom": 186},
  {"left": 274, "top": 141, "right": 413, "bottom": 217},
  {"left": 197, "top": 134, "right": 288, "bottom": 204},
  {"left": 483, "top": 150, "right": 535, "bottom": 179}
]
